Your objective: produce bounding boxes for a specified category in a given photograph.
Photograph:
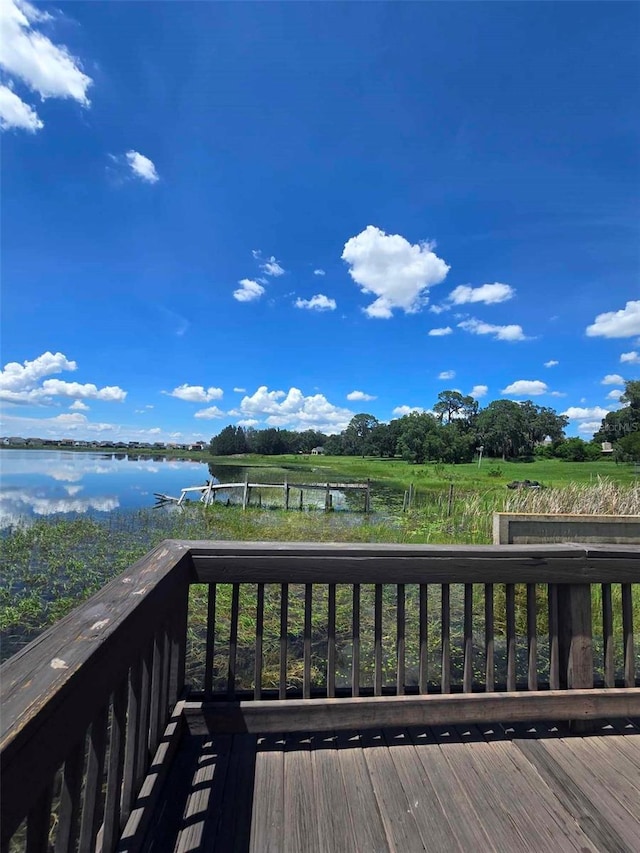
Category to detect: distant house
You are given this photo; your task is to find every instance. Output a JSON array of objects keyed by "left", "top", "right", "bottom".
[
  {"left": 601, "top": 441, "right": 614, "bottom": 455},
  {"left": 311, "top": 446, "right": 325, "bottom": 455},
  {"left": 7, "top": 437, "right": 26, "bottom": 446}
]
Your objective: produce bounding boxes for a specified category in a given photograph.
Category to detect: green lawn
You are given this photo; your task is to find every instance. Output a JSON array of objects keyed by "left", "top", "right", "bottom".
[{"left": 207, "top": 453, "right": 638, "bottom": 492}]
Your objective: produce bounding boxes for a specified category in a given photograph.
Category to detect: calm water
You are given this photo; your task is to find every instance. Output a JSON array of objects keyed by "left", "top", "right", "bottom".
[
  {"left": 0, "top": 449, "right": 393, "bottom": 528},
  {"left": 0, "top": 449, "right": 210, "bottom": 528}
]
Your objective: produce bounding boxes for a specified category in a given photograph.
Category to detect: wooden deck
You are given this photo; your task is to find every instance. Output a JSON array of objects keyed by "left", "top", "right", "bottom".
[{"left": 142, "top": 718, "right": 640, "bottom": 853}]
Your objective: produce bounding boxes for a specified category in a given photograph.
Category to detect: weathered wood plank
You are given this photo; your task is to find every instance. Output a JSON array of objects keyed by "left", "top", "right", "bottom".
[
  {"left": 279, "top": 583, "right": 288, "bottom": 701},
  {"left": 211, "top": 734, "right": 257, "bottom": 852},
  {"left": 359, "top": 729, "right": 425, "bottom": 851},
  {"left": 184, "top": 687, "right": 640, "bottom": 735},
  {"left": 333, "top": 732, "right": 388, "bottom": 851},
  {"left": 204, "top": 584, "right": 216, "bottom": 698},
  {"left": 303, "top": 584, "right": 312, "bottom": 700},
  {"left": 254, "top": 583, "right": 264, "bottom": 700},
  {"left": 396, "top": 584, "right": 405, "bottom": 695},
  {"left": 506, "top": 583, "right": 516, "bottom": 691},
  {"left": 284, "top": 734, "right": 319, "bottom": 853},
  {"left": 622, "top": 583, "right": 635, "bottom": 687},
  {"left": 602, "top": 583, "right": 615, "bottom": 688},
  {"left": 441, "top": 584, "right": 450, "bottom": 694},
  {"left": 527, "top": 583, "right": 537, "bottom": 691},
  {"left": 463, "top": 583, "right": 473, "bottom": 693},
  {"left": 382, "top": 728, "right": 464, "bottom": 851},
  {"left": 327, "top": 584, "right": 336, "bottom": 698},
  {"left": 311, "top": 733, "right": 357, "bottom": 853},
  {"left": 548, "top": 583, "right": 559, "bottom": 691},
  {"left": 26, "top": 781, "right": 54, "bottom": 853},
  {"left": 249, "top": 735, "right": 285, "bottom": 853},
  {"left": 419, "top": 584, "right": 428, "bottom": 694},
  {"left": 374, "top": 584, "right": 383, "bottom": 697},
  {"left": 352, "top": 584, "right": 360, "bottom": 698},
  {"left": 227, "top": 584, "right": 240, "bottom": 699}
]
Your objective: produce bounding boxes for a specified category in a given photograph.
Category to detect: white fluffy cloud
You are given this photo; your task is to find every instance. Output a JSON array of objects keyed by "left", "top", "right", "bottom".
[
  {"left": 125, "top": 150, "right": 159, "bottom": 183},
  {"left": 620, "top": 351, "right": 640, "bottom": 365},
  {"left": 562, "top": 406, "right": 610, "bottom": 420},
  {"left": 313, "top": 269, "right": 325, "bottom": 276},
  {"left": 347, "top": 390, "right": 376, "bottom": 402},
  {"left": 392, "top": 405, "right": 426, "bottom": 417},
  {"left": 544, "top": 360, "right": 559, "bottom": 368},
  {"left": 458, "top": 317, "right": 527, "bottom": 342},
  {"left": 40, "top": 379, "right": 126, "bottom": 402},
  {"left": 0, "top": 351, "right": 76, "bottom": 392},
  {"left": 294, "top": 294, "right": 337, "bottom": 312},
  {"left": 233, "top": 279, "right": 265, "bottom": 302},
  {"left": 448, "top": 283, "right": 514, "bottom": 305},
  {"left": 233, "top": 387, "right": 246, "bottom": 393},
  {"left": 69, "top": 400, "right": 89, "bottom": 411},
  {"left": 428, "top": 326, "right": 452, "bottom": 337},
  {"left": 0, "top": 352, "right": 127, "bottom": 404},
  {"left": 0, "top": 82, "right": 42, "bottom": 131},
  {"left": 470, "top": 385, "right": 488, "bottom": 399},
  {"left": 194, "top": 406, "right": 226, "bottom": 420},
  {"left": 601, "top": 374, "right": 624, "bottom": 386},
  {"left": 167, "top": 384, "right": 223, "bottom": 403},
  {"left": 606, "top": 389, "right": 624, "bottom": 400},
  {"left": 0, "top": 0, "right": 92, "bottom": 132},
  {"left": 439, "top": 370, "right": 455, "bottom": 380},
  {"left": 235, "top": 386, "right": 354, "bottom": 433},
  {"left": 578, "top": 421, "right": 604, "bottom": 434},
  {"left": 586, "top": 301, "right": 640, "bottom": 338},
  {"left": 341, "top": 225, "right": 450, "bottom": 319},
  {"left": 501, "top": 380, "right": 548, "bottom": 396}
]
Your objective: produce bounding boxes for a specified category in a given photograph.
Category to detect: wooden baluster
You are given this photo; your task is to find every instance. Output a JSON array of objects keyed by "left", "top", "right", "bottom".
[
  {"left": 558, "top": 584, "right": 593, "bottom": 690},
  {"left": 374, "top": 584, "right": 383, "bottom": 696},
  {"left": 527, "top": 583, "right": 538, "bottom": 691},
  {"left": 255, "top": 583, "right": 264, "bottom": 700},
  {"left": 159, "top": 626, "right": 171, "bottom": 729},
  {"left": 548, "top": 583, "right": 559, "bottom": 690},
  {"left": 148, "top": 630, "right": 163, "bottom": 754},
  {"left": 419, "top": 584, "right": 428, "bottom": 694},
  {"left": 54, "top": 738, "right": 85, "bottom": 853},
  {"left": 463, "top": 583, "right": 473, "bottom": 693},
  {"left": 134, "top": 644, "right": 153, "bottom": 789},
  {"left": 303, "top": 583, "right": 313, "bottom": 699},
  {"left": 227, "top": 583, "right": 240, "bottom": 699},
  {"left": 602, "top": 583, "right": 614, "bottom": 688},
  {"left": 169, "top": 585, "right": 189, "bottom": 705},
  {"left": 280, "top": 583, "right": 288, "bottom": 700},
  {"left": 328, "top": 583, "right": 336, "bottom": 698},
  {"left": 78, "top": 704, "right": 109, "bottom": 853},
  {"left": 102, "top": 680, "right": 128, "bottom": 852},
  {"left": 441, "top": 584, "right": 451, "bottom": 694},
  {"left": 352, "top": 584, "right": 360, "bottom": 697},
  {"left": 506, "top": 583, "right": 516, "bottom": 691},
  {"left": 485, "top": 583, "right": 494, "bottom": 693},
  {"left": 121, "top": 660, "right": 142, "bottom": 825},
  {"left": 204, "top": 584, "right": 217, "bottom": 697},
  {"left": 396, "top": 584, "right": 405, "bottom": 695},
  {"left": 622, "top": 583, "right": 635, "bottom": 688},
  {"left": 26, "top": 781, "right": 53, "bottom": 853}
]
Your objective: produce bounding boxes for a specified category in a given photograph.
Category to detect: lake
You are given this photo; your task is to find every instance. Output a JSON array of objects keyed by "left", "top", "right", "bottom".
[{"left": 0, "top": 449, "right": 393, "bottom": 528}]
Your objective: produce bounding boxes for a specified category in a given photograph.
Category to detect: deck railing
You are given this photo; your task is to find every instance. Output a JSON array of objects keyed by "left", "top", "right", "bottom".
[{"left": 1, "top": 541, "right": 639, "bottom": 852}]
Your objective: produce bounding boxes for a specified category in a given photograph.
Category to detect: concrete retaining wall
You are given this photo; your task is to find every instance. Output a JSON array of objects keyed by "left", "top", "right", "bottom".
[{"left": 493, "top": 512, "right": 640, "bottom": 545}]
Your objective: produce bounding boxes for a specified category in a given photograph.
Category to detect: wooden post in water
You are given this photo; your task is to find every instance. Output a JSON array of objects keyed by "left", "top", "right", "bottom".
[
  {"left": 242, "top": 474, "right": 249, "bottom": 510},
  {"left": 325, "top": 483, "right": 331, "bottom": 512},
  {"left": 365, "top": 479, "right": 371, "bottom": 512},
  {"left": 402, "top": 491, "right": 408, "bottom": 512},
  {"left": 284, "top": 479, "right": 289, "bottom": 510},
  {"left": 299, "top": 489, "right": 303, "bottom": 511}
]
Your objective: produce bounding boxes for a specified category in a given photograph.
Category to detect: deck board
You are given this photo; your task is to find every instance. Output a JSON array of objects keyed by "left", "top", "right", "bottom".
[{"left": 142, "top": 721, "right": 640, "bottom": 853}]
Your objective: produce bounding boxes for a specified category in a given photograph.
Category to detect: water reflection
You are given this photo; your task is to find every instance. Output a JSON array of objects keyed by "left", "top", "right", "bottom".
[{"left": 0, "top": 449, "right": 208, "bottom": 528}]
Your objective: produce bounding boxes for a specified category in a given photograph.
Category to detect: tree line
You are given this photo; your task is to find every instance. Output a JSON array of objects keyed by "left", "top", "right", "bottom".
[{"left": 209, "top": 381, "right": 640, "bottom": 463}]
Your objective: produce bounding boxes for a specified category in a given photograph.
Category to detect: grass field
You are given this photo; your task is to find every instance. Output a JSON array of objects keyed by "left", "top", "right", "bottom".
[{"left": 208, "top": 453, "right": 639, "bottom": 491}]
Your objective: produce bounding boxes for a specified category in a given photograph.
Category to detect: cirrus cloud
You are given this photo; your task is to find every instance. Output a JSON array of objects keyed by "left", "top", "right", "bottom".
[{"left": 341, "top": 225, "right": 450, "bottom": 319}]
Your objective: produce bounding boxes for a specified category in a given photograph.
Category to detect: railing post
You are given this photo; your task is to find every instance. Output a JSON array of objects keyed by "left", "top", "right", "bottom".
[{"left": 558, "top": 583, "right": 594, "bottom": 731}]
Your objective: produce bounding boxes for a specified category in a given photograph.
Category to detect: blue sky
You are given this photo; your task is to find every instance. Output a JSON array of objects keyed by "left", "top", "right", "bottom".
[{"left": 1, "top": 0, "right": 639, "bottom": 443}]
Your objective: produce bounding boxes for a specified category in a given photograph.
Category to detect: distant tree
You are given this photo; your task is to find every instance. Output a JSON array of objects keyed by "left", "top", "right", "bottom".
[
  {"left": 593, "top": 379, "right": 640, "bottom": 446},
  {"left": 210, "top": 425, "right": 247, "bottom": 455},
  {"left": 396, "top": 412, "right": 439, "bottom": 464},
  {"left": 433, "top": 391, "right": 478, "bottom": 425},
  {"left": 343, "top": 413, "right": 380, "bottom": 457},
  {"left": 476, "top": 400, "right": 527, "bottom": 460}
]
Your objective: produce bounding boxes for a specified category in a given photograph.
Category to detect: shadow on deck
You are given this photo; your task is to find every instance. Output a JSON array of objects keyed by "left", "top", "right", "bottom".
[{"left": 140, "top": 718, "right": 640, "bottom": 853}]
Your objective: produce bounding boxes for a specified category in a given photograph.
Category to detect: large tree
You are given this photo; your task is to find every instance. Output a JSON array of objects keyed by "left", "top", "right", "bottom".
[{"left": 343, "top": 413, "right": 380, "bottom": 457}]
